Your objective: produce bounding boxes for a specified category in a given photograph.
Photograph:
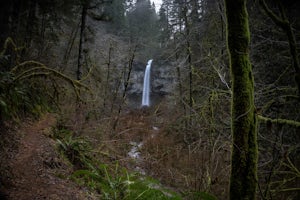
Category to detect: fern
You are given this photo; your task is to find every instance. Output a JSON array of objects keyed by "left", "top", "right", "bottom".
[{"left": 71, "top": 161, "right": 182, "bottom": 200}]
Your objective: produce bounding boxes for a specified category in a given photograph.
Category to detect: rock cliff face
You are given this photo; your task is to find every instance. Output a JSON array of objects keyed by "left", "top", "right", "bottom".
[
  {"left": 125, "top": 60, "right": 176, "bottom": 107},
  {"left": 128, "top": 60, "right": 176, "bottom": 96}
]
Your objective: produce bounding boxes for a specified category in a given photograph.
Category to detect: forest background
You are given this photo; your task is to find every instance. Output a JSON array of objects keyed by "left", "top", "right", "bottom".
[{"left": 0, "top": 0, "right": 299, "bottom": 199}]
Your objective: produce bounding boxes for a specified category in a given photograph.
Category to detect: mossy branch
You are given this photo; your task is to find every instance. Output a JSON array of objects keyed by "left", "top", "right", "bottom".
[
  {"left": 0, "top": 37, "right": 24, "bottom": 64},
  {"left": 258, "top": 115, "right": 300, "bottom": 128},
  {"left": 274, "top": 188, "right": 300, "bottom": 192},
  {"left": 80, "top": 56, "right": 95, "bottom": 82},
  {"left": 14, "top": 66, "right": 47, "bottom": 80},
  {"left": 12, "top": 60, "right": 91, "bottom": 100},
  {"left": 1, "top": 37, "right": 16, "bottom": 55},
  {"left": 285, "top": 155, "right": 300, "bottom": 176},
  {"left": 17, "top": 72, "right": 52, "bottom": 80}
]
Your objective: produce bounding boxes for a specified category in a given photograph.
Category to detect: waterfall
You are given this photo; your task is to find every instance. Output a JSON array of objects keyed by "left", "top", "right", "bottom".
[{"left": 142, "top": 59, "right": 153, "bottom": 106}]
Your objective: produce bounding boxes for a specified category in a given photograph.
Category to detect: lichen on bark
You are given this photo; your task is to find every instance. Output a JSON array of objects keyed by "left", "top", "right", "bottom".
[{"left": 225, "top": 0, "right": 258, "bottom": 199}]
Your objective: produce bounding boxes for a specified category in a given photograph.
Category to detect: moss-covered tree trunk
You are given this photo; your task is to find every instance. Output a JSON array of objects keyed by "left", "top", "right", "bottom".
[{"left": 224, "top": 0, "right": 258, "bottom": 199}]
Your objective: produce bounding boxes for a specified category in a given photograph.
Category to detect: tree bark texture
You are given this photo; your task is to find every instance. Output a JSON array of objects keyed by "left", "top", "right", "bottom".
[{"left": 225, "top": 0, "right": 258, "bottom": 199}]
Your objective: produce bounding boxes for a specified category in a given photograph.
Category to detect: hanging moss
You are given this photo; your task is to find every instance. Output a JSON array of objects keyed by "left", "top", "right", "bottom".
[{"left": 225, "top": 0, "right": 258, "bottom": 199}]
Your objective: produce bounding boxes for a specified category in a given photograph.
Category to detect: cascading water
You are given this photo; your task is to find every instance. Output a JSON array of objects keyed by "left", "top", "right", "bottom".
[{"left": 142, "top": 59, "right": 153, "bottom": 106}]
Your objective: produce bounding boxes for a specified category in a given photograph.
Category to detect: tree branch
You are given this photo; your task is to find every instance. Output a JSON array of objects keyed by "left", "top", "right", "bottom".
[
  {"left": 259, "top": 0, "right": 300, "bottom": 97},
  {"left": 258, "top": 115, "right": 300, "bottom": 128},
  {"left": 12, "top": 60, "right": 91, "bottom": 100},
  {"left": 258, "top": 0, "right": 288, "bottom": 29}
]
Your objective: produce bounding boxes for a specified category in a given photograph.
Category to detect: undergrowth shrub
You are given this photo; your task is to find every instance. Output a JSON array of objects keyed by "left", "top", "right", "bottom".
[
  {"left": 56, "top": 135, "right": 92, "bottom": 168},
  {"left": 0, "top": 37, "right": 90, "bottom": 124},
  {"left": 72, "top": 161, "right": 182, "bottom": 200},
  {"left": 53, "top": 124, "right": 92, "bottom": 169},
  {"left": 0, "top": 70, "right": 50, "bottom": 121},
  {"left": 72, "top": 159, "right": 218, "bottom": 200},
  {"left": 51, "top": 116, "right": 185, "bottom": 200}
]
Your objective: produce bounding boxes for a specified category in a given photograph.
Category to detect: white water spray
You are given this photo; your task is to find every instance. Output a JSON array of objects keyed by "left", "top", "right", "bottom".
[{"left": 142, "top": 59, "right": 153, "bottom": 106}]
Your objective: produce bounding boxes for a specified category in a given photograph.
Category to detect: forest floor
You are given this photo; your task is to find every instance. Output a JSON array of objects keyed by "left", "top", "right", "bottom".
[
  {"left": 0, "top": 110, "right": 174, "bottom": 200},
  {"left": 0, "top": 107, "right": 230, "bottom": 199},
  {"left": 0, "top": 114, "right": 99, "bottom": 200}
]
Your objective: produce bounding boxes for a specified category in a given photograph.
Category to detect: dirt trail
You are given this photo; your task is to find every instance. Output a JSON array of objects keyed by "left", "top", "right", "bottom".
[{"left": 1, "top": 114, "right": 95, "bottom": 200}]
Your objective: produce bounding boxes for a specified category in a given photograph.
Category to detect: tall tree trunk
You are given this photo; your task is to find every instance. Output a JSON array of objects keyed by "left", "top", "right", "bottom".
[
  {"left": 0, "top": 1, "right": 11, "bottom": 44},
  {"left": 103, "top": 44, "right": 113, "bottom": 109},
  {"left": 224, "top": 0, "right": 258, "bottom": 199},
  {"left": 77, "top": 1, "right": 88, "bottom": 80},
  {"left": 112, "top": 46, "right": 136, "bottom": 131},
  {"left": 24, "top": 0, "right": 37, "bottom": 50},
  {"left": 182, "top": 0, "right": 193, "bottom": 126},
  {"left": 63, "top": 21, "right": 80, "bottom": 70}
]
